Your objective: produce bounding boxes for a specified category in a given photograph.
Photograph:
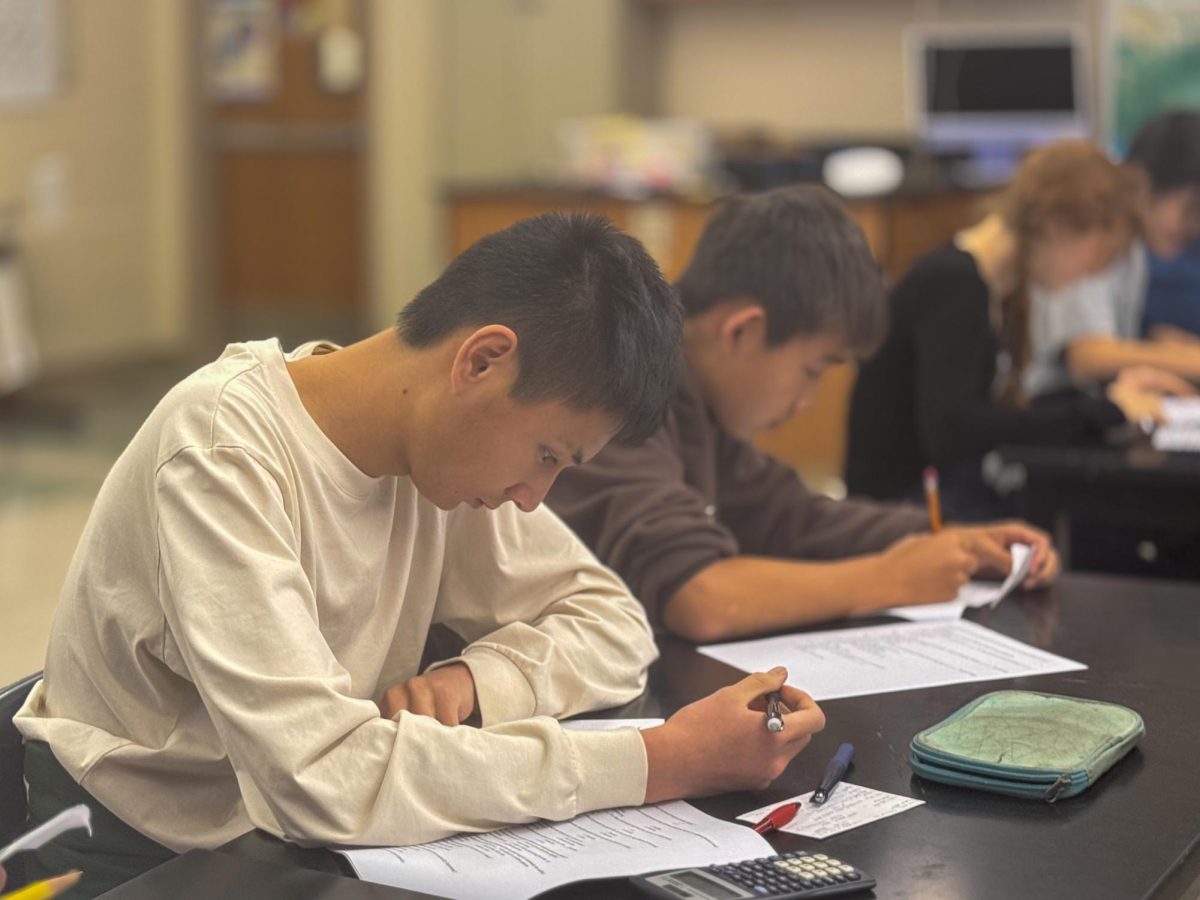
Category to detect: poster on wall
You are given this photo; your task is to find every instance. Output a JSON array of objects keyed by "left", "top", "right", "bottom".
[
  {"left": 0, "top": 0, "right": 63, "bottom": 106},
  {"left": 206, "top": 0, "right": 280, "bottom": 103},
  {"left": 1107, "top": 0, "right": 1200, "bottom": 153}
]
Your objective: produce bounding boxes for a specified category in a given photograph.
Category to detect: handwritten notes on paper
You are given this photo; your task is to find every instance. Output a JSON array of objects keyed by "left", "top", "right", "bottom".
[
  {"left": 340, "top": 802, "right": 771, "bottom": 900},
  {"left": 738, "top": 784, "right": 924, "bottom": 840},
  {"left": 700, "top": 619, "right": 1085, "bottom": 702}
]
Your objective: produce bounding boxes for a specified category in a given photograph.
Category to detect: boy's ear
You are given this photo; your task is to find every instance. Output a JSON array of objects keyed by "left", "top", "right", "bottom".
[
  {"left": 450, "top": 325, "right": 519, "bottom": 395},
  {"left": 718, "top": 303, "right": 767, "bottom": 355}
]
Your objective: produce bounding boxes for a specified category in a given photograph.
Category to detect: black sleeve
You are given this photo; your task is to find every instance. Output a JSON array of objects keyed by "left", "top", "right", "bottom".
[{"left": 912, "top": 275, "right": 1125, "bottom": 466}]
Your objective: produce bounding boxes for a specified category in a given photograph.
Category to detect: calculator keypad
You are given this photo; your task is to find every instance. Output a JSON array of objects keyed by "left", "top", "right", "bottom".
[{"left": 707, "top": 851, "right": 870, "bottom": 897}]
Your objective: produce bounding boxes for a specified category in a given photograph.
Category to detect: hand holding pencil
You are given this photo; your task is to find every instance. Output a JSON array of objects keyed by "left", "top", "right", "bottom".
[{"left": 923, "top": 466, "right": 942, "bottom": 533}]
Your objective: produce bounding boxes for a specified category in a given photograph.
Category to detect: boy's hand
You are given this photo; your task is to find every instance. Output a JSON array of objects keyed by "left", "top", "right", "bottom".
[
  {"left": 944, "top": 522, "right": 1060, "bottom": 588},
  {"left": 875, "top": 532, "right": 978, "bottom": 608},
  {"left": 641, "top": 668, "right": 824, "bottom": 803},
  {"left": 379, "top": 663, "right": 478, "bottom": 726}
]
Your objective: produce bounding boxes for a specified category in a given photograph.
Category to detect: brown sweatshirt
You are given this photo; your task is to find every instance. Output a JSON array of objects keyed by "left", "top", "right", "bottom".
[{"left": 547, "top": 365, "right": 930, "bottom": 625}]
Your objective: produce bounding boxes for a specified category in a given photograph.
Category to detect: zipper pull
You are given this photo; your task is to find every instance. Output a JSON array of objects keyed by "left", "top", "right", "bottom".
[{"left": 1044, "top": 775, "right": 1072, "bottom": 803}]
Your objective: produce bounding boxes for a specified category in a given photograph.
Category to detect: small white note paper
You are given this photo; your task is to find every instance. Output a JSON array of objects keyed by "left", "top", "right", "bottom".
[
  {"left": 738, "top": 784, "right": 923, "bottom": 840},
  {"left": 884, "top": 543, "right": 1033, "bottom": 622},
  {"left": 561, "top": 718, "right": 664, "bottom": 732},
  {"left": 700, "top": 619, "right": 1085, "bottom": 702},
  {"left": 340, "top": 802, "right": 771, "bottom": 900}
]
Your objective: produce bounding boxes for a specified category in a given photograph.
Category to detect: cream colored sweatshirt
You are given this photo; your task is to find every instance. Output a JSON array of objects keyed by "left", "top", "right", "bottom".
[{"left": 16, "top": 340, "right": 657, "bottom": 852}]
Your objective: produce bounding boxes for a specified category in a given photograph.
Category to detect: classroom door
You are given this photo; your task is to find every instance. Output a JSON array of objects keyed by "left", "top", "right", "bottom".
[{"left": 206, "top": 0, "right": 367, "bottom": 346}]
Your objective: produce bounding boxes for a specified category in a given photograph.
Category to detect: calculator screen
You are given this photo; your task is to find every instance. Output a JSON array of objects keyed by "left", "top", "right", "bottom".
[{"left": 670, "top": 870, "right": 742, "bottom": 899}]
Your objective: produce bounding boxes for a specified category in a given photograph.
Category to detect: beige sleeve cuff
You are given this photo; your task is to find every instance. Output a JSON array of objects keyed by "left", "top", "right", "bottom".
[
  {"left": 430, "top": 649, "right": 650, "bottom": 814},
  {"left": 564, "top": 725, "right": 649, "bottom": 813},
  {"left": 431, "top": 645, "right": 537, "bottom": 725}
]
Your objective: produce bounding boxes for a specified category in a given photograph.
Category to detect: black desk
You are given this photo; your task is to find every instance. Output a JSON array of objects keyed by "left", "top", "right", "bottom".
[
  {"left": 992, "top": 442, "right": 1200, "bottom": 574},
  {"left": 99, "top": 849, "right": 436, "bottom": 898},
  {"left": 101, "top": 573, "right": 1200, "bottom": 900}
]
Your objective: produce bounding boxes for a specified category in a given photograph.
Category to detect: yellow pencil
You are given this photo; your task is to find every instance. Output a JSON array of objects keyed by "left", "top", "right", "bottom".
[
  {"left": 923, "top": 466, "right": 942, "bottom": 533},
  {"left": 2, "top": 870, "right": 82, "bottom": 900}
]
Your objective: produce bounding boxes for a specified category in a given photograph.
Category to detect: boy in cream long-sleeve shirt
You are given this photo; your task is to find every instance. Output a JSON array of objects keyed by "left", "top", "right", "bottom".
[{"left": 16, "top": 213, "right": 825, "bottom": 898}]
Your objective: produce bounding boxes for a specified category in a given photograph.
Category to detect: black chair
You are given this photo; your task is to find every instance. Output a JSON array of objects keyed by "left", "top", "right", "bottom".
[{"left": 1, "top": 672, "right": 42, "bottom": 889}]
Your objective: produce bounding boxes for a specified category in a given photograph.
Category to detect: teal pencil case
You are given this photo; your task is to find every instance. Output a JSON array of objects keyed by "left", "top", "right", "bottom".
[{"left": 909, "top": 690, "right": 1144, "bottom": 802}]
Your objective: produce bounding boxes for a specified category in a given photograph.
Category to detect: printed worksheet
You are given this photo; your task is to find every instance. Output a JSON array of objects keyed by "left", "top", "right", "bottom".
[
  {"left": 1162, "top": 397, "right": 1200, "bottom": 425},
  {"left": 1154, "top": 397, "right": 1200, "bottom": 451},
  {"left": 340, "top": 802, "right": 770, "bottom": 900},
  {"left": 700, "top": 619, "right": 1085, "bottom": 702},
  {"left": 561, "top": 718, "right": 664, "bottom": 732}
]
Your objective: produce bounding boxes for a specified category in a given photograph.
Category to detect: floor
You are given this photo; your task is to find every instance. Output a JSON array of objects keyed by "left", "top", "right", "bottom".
[{"left": 0, "top": 360, "right": 193, "bottom": 684}]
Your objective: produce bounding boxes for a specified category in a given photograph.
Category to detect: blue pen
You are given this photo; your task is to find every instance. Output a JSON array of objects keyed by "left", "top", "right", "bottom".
[{"left": 810, "top": 742, "right": 855, "bottom": 805}]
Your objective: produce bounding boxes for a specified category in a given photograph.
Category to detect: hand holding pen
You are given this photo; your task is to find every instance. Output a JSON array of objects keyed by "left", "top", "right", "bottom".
[{"left": 642, "top": 667, "right": 825, "bottom": 802}]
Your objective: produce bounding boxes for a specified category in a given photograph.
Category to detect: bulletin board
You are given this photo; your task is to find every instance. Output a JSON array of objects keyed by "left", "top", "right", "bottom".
[
  {"left": 0, "top": 0, "right": 64, "bottom": 106},
  {"left": 1107, "top": 0, "right": 1200, "bottom": 153}
]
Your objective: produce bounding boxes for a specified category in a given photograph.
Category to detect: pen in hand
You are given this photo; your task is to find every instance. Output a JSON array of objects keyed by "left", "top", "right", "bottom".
[{"left": 765, "top": 691, "right": 785, "bottom": 732}]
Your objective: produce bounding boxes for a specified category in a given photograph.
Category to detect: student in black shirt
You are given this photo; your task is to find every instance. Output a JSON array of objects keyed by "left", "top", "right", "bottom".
[{"left": 846, "top": 140, "right": 1193, "bottom": 519}]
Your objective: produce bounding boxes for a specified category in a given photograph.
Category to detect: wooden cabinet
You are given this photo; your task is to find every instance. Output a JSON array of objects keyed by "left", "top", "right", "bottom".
[{"left": 447, "top": 188, "right": 983, "bottom": 484}]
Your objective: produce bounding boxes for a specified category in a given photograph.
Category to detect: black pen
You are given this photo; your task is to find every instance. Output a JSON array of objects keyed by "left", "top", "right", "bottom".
[
  {"left": 811, "top": 742, "right": 855, "bottom": 805},
  {"left": 765, "top": 691, "right": 785, "bottom": 732}
]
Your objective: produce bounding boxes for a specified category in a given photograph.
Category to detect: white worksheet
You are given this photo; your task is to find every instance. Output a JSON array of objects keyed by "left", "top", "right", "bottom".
[
  {"left": 883, "top": 543, "right": 1033, "bottom": 622},
  {"left": 340, "top": 802, "right": 771, "bottom": 900},
  {"left": 738, "top": 784, "right": 923, "bottom": 840},
  {"left": 1154, "top": 398, "right": 1200, "bottom": 451},
  {"left": 1153, "top": 426, "right": 1200, "bottom": 452},
  {"left": 1162, "top": 396, "right": 1200, "bottom": 425},
  {"left": 699, "top": 619, "right": 1085, "bottom": 702},
  {"left": 561, "top": 718, "right": 664, "bottom": 732}
]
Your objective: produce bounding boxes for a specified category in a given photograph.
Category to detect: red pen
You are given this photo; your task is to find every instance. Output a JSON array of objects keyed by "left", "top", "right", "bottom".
[{"left": 753, "top": 801, "right": 800, "bottom": 834}]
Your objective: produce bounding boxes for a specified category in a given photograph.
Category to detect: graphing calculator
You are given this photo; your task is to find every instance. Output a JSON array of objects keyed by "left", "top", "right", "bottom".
[{"left": 630, "top": 850, "right": 876, "bottom": 899}]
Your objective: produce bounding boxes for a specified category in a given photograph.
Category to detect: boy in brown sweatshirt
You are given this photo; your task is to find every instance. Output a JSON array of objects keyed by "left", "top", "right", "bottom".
[{"left": 547, "top": 187, "right": 1058, "bottom": 643}]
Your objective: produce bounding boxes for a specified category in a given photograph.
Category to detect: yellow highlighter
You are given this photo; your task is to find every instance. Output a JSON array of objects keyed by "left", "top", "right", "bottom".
[{"left": 2, "top": 871, "right": 82, "bottom": 900}]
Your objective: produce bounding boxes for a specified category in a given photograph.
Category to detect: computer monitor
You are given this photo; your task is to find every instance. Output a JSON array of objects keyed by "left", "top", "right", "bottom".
[{"left": 906, "top": 25, "right": 1091, "bottom": 182}]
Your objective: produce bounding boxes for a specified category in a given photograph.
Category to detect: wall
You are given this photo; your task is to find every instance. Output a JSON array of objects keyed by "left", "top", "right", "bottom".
[
  {"left": 366, "top": 0, "right": 444, "bottom": 330},
  {"left": 655, "top": 0, "right": 1102, "bottom": 139},
  {"left": 0, "top": 0, "right": 191, "bottom": 373},
  {"left": 439, "top": 0, "right": 639, "bottom": 184}
]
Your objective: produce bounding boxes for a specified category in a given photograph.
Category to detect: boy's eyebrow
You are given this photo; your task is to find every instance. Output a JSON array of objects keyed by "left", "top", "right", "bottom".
[
  {"left": 554, "top": 440, "right": 584, "bottom": 466},
  {"left": 560, "top": 440, "right": 584, "bottom": 465}
]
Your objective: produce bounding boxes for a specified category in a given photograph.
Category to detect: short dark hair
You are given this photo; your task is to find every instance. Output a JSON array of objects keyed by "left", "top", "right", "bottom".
[
  {"left": 1127, "top": 110, "right": 1200, "bottom": 194},
  {"left": 397, "top": 212, "right": 682, "bottom": 444},
  {"left": 675, "top": 185, "right": 885, "bottom": 355}
]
